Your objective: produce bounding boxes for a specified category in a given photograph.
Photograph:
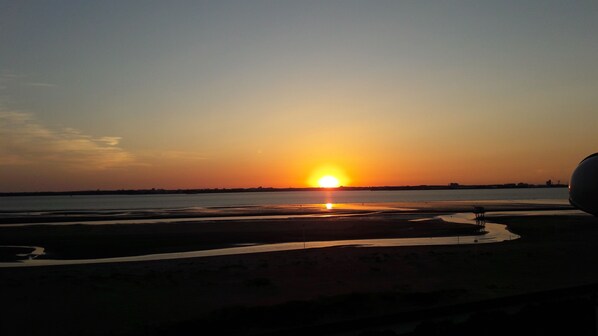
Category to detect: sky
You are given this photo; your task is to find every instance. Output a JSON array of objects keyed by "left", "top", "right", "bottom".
[{"left": 1, "top": 0, "right": 597, "bottom": 191}]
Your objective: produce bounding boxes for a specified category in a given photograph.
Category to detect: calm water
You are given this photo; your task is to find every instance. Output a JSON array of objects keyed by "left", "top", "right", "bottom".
[{"left": 0, "top": 188, "right": 568, "bottom": 211}]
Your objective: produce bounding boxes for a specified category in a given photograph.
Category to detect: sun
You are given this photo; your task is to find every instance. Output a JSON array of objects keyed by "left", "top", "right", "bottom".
[
  {"left": 318, "top": 175, "right": 340, "bottom": 188},
  {"left": 307, "top": 165, "right": 349, "bottom": 188}
]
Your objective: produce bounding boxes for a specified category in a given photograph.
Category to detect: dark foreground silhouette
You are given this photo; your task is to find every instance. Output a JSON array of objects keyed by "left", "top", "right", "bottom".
[{"left": 1, "top": 213, "right": 597, "bottom": 335}]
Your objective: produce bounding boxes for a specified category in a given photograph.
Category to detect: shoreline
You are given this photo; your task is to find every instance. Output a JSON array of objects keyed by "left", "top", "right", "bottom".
[
  {"left": 0, "top": 203, "right": 577, "bottom": 264},
  {"left": 0, "top": 184, "right": 569, "bottom": 197},
  {"left": 0, "top": 209, "right": 596, "bottom": 335},
  {"left": 0, "top": 201, "right": 574, "bottom": 225},
  {"left": 0, "top": 214, "right": 482, "bottom": 262}
]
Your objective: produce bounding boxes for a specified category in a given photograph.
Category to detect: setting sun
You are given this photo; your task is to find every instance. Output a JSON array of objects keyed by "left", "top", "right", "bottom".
[
  {"left": 318, "top": 175, "right": 340, "bottom": 188},
  {"left": 307, "top": 165, "right": 349, "bottom": 188}
]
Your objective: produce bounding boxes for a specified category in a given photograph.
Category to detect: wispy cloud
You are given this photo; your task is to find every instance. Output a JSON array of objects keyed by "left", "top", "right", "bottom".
[
  {"left": 0, "top": 72, "right": 57, "bottom": 89},
  {"left": 0, "top": 72, "right": 22, "bottom": 79},
  {"left": 97, "top": 136, "right": 122, "bottom": 146},
  {"left": 22, "top": 82, "right": 57, "bottom": 88},
  {"left": 0, "top": 110, "right": 135, "bottom": 169}
]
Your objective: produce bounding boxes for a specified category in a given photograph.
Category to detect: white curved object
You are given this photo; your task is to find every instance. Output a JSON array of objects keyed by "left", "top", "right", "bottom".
[{"left": 569, "top": 153, "right": 598, "bottom": 216}]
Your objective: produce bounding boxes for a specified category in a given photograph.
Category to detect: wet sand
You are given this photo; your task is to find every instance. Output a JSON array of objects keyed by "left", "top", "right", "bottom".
[
  {"left": 0, "top": 201, "right": 570, "bottom": 261},
  {"left": 0, "top": 215, "right": 480, "bottom": 260},
  {"left": 1, "top": 204, "right": 596, "bottom": 335},
  {"left": 0, "top": 200, "right": 572, "bottom": 225}
]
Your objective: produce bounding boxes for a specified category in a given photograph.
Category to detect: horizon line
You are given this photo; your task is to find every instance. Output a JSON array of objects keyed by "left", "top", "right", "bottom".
[{"left": 0, "top": 183, "right": 568, "bottom": 196}]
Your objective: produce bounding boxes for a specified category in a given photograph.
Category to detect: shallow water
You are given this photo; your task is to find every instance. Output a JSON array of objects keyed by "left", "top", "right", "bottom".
[
  {"left": 0, "top": 212, "right": 518, "bottom": 268},
  {"left": 0, "top": 245, "right": 45, "bottom": 260},
  {"left": 0, "top": 211, "right": 379, "bottom": 227},
  {"left": 0, "top": 188, "right": 569, "bottom": 211}
]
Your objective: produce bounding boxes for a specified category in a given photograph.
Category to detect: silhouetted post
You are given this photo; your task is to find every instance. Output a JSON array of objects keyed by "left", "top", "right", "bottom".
[{"left": 473, "top": 206, "right": 486, "bottom": 221}]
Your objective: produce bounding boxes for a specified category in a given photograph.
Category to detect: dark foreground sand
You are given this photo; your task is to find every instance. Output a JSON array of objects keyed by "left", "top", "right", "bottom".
[{"left": 0, "top": 211, "right": 597, "bottom": 335}]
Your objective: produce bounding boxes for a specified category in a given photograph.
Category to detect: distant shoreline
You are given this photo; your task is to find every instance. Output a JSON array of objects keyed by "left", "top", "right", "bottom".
[{"left": 0, "top": 184, "right": 568, "bottom": 197}]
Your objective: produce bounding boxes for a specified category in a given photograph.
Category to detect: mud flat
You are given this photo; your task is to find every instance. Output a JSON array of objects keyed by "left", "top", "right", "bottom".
[{"left": 1, "top": 203, "right": 596, "bottom": 335}]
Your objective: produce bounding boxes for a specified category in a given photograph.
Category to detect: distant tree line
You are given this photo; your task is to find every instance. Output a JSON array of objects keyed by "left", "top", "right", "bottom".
[{"left": 0, "top": 183, "right": 568, "bottom": 197}]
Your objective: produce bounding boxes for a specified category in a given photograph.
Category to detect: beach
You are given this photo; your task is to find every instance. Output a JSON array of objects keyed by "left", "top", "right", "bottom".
[
  {"left": 1, "top": 200, "right": 597, "bottom": 335},
  {"left": 0, "top": 215, "right": 481, "bottom": 261},
  {"left": 0, "top": 200, "right": 568, "bottom": 263}
]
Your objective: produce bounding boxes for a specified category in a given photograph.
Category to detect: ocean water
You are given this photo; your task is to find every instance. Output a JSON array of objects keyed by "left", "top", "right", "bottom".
[{"left": 0, "top": 188, "right": 569, "bottom": 212}]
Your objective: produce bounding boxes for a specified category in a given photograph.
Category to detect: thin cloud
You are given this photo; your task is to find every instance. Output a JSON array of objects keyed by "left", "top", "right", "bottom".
[
  {"left": 97, "top": 136, "right": 122, "bottom": 146},
  {"left": 22, "top": 82, "right": 57, "bottom": 88},
  {"left": 141, "top": 150, "right": 209, "bottom": 163},
  {"left": 0, "top": 72, "right": 56, "bottom": 89},
  {"left": 0, "top": 110, "right": 135, "bottom": 169},
  {"left": 0, "top": 73, "right": 21, "bottom": 79}
]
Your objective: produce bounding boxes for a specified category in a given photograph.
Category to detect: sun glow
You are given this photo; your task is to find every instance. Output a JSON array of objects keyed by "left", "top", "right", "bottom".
[
  {"left": 307, "top": 165, "right": 349, "bottom": 188},
  {"left": 318, "top": 175, "right": 340, "bottom": 188}
]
